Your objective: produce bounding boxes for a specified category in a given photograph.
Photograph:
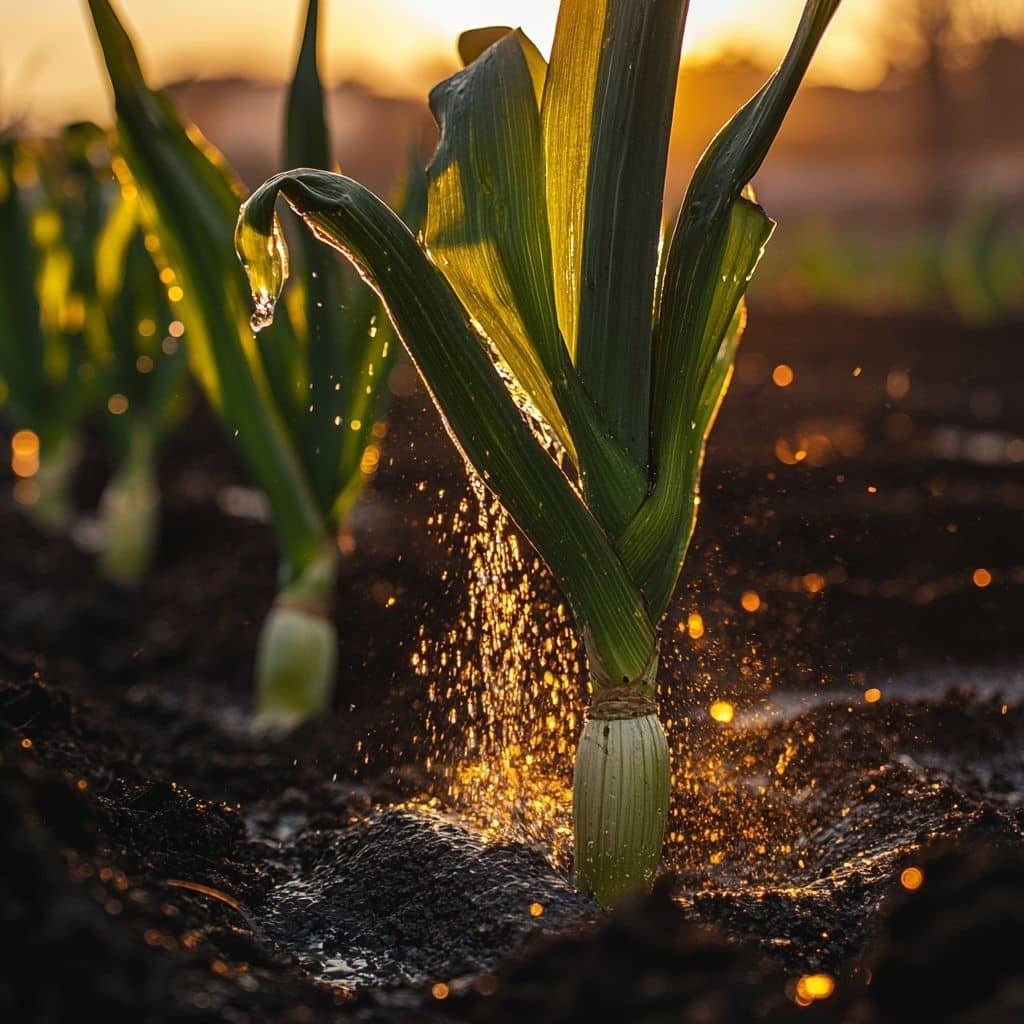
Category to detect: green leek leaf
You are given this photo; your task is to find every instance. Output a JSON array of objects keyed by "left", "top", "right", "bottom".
[
  {"left": 570, "top": 0, "right": 689, "bottom": 466},
  {"left": 431, "top": 28, "right": 647, "bottom": 535},
  {"left": 632, "top": 0, "right": 839, "bottom": 614},
  {"left": 236, "top": 169, "right": 657, "bottom": 682},
  {"left": 426, "top": 30, "right": 573, "bottom": 453},
  {"left": 624, "top": 195, "right": 772, "bottom": 616},
  {"left": 284, "top": 0, "right": 350, "bottom": 510}
]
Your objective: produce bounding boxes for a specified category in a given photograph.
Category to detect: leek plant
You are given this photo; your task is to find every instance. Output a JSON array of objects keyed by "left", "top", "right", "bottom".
[
  {"left": 0, "top": 128, "right": 105, "bottom": 532},
  {"left": 92, "top": 193, "right": 189, "bottom": 584},
  {"left": 87, "top": 0, "right": 424, "bottom": 723},
  {"left": 236, "top": 0, "right": 842, "bottom": 901}
]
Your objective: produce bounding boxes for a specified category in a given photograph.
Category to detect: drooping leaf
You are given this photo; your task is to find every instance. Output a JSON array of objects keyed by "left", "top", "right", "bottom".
[{"left": 236, "top": 169, "right": 657, "bottom": 683}]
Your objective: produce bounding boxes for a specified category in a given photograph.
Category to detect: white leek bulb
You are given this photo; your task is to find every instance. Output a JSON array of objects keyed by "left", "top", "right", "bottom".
[
  {"left": 254, "top": 545, "right": 339, "bottom": 727},
  {"left": 573, "top": 690, "right": 670, "bottom": 905},
  {"left": 98, "top": 459, "right": 159, "bottom": 586},
  {"left": 26, "top": 435, "right": 80, "bottom": 534},
  {"left": 255, "top": 602, "right": 337, "bottom": 727}
]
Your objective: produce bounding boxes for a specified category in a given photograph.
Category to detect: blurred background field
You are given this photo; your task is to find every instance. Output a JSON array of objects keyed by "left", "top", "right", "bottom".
[{"left": 4, "top": 0, "right": 1023, "bottom": 320}]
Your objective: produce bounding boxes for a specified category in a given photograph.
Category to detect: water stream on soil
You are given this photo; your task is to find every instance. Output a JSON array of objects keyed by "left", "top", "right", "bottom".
[{"left": 251, "top": 470, "right": 1024, "bottom": 990}]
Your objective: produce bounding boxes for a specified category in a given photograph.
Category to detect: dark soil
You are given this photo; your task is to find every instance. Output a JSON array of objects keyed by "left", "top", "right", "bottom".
[{"left": 2, "top": 310, "right": 1023, "bottom": 1022}]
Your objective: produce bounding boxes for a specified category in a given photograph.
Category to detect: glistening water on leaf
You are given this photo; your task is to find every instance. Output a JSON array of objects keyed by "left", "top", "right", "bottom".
[
  {"left": 87, "top": 0, "right": 425, "bottom": 724},
  {"left": 236, "top": 0, "right": 841, "bottom": 902}
]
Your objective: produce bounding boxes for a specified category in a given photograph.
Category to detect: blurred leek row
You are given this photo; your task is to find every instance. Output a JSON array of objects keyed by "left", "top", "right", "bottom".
[
  {"left": 87, "top": 0, "right": 425, "bottom": 724},
  {"left": 92, "top": 192, "right": 189, "bottom": 583},
  {"left": 1, "top": 122, "right": 188, "bottom": 580},
  {"left": 0, "top": 127, "right": 105, "bottom": 532},
  {"left": 237, "top": 0, "right": 841, "bottom": 901}
]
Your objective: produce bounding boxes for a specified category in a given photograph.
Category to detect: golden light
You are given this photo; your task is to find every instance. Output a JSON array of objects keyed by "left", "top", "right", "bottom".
[
  {"left": 12, "top": 158, "right": 39, "bottom": 190},
  {"left": 13, "top": 480, "right": 40, "bottom": 507},
  {"left": 2, "top": 0, "right": 904, "bottom": 137},
  {"left": 972, "top": 568, "right": 992, "bottom": 588},
  {"left": 900, "top": 866, "right": 924, "bottom": 891},
  {"left": 687, "top": 612, "right": 705, "bottom": 639},
  {"left": 528, "top": 901, "right": 544, "bottom": 917},
  {"left": 60, "top": 295, "right": 86, "bottom": 333},
  {"left": 710, "top": 700, "right": 735, "bottom": 724},
  {"left": 772, "top": 364, "right": 794, "bottom": 388},
  {"left": 416, "top": 475, "right": 581, "bottom": 866},
  {"left": 11, "top": 428, "right": 40, "bottom": 478},
  {"left": 802, "top": 572, "right": 826, "bottom": 595},
  {"left": 795, "top": 973, "right": 835, "bottom": 1005},
  {"left": 359, "top": 444, "right": 381, "bottom": 475},
  {"left": 431, "top": 982, "right": 450, "bottom": 1000},
  {"left": 167, "top": 285, "right": 184, "bottom": 303},
  {"left": 886, "top": 369, "right": 911, "bottom": 400},
  {"left": 741, "top": 590, "right": 761, "bottom": 612},
  {"left": 138, "top": 318, "right": 156, "bottom": 337},
  {"left": 168, "top": 321, "right": 186, "bottom": 338},
  {"left": 107, "top": 394, "right": 130, "bottom": 415},
  {"left": 864, "top": 687, "right": 882, "bottom": 704},
  {"left": 775, "top": 438, "right": 799, "bottom": 465}
]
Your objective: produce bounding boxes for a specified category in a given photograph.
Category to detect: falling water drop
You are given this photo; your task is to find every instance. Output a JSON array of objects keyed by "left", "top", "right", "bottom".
[{"left": 250, "top": 289, "right": 277, "bottom": 333}]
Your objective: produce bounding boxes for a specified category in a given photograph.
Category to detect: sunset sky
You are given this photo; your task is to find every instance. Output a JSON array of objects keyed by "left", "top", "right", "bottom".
[{"left": 0, "top": 0, "right": 1015, "bottom": 129}]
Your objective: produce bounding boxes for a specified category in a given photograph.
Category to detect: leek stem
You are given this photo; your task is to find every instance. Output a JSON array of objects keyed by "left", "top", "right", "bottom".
[{"left": 254, "top": 542, "right": 339, "bottom": 727}]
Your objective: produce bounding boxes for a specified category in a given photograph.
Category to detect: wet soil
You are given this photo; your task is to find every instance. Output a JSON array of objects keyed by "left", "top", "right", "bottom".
[{"left": 2, "top": 310, "right": 1023, "bottom": 1021}]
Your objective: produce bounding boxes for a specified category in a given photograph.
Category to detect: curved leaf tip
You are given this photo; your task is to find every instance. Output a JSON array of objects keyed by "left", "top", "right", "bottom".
[
  {"left": 457, "top": 26, "right": 514, "bottom": 67},
  {"left": 235, "top": 181, "right": 291, "bottom": 332}
]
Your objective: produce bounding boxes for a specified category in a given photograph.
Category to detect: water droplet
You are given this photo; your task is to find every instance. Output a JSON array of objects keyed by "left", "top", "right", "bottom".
[{"left": 250, "top": 289, "right": 277, "bottom": 333}]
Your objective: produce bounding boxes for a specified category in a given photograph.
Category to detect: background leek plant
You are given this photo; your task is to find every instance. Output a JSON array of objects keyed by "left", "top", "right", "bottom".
[
  {"left": 92, "top": 191, "right": 189, "bottom": 584},
  {"left": 236, "top": 0, "right": 842, "bottom": 902},
  {"left": 0, "top": 126, "right": 106, "bottom": 532},
  {"left": 87, "top": 0, "right": 425, "bottom": 724}
]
